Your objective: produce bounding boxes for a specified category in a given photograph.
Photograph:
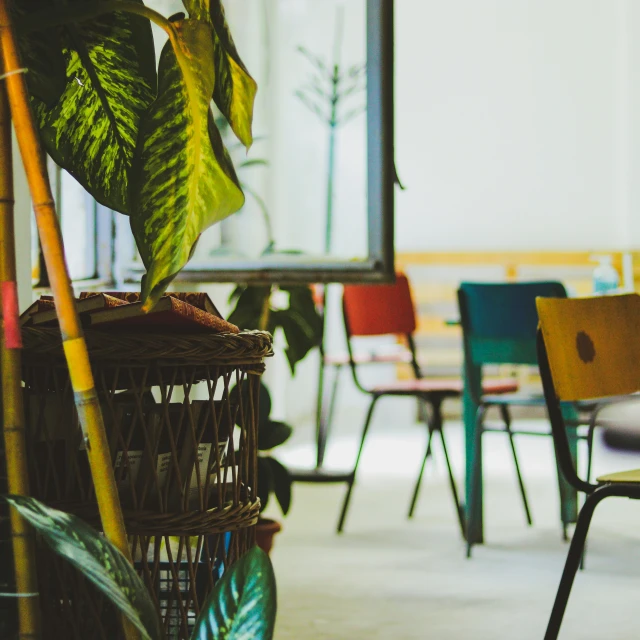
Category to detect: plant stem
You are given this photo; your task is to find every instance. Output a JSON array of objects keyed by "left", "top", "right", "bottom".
[
  {"left": 0, "top": 4, "right": 137, "bottom": 638},
  {"left": 20, "top": 1, "right": 174, "bottom": 37},
  {"left": 0, "top": 64, "right": 41, "bottom": 640},
  {"left": 258, "top": 287, "right": 272, "bottom": 332},
  {"left": 241, "top": 182, "right": 275, "bottom": 248}
]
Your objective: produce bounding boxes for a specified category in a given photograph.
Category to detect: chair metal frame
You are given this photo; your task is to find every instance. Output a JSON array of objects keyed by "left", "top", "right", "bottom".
[
  {"left": 537, "top": 326, "right": 640, "bottom": 640},
  {"left": 457, "top": 281, "right": 599, "bottom": 557},
  {"left": 336, "top": 274, "right": 519, "bottom": 534},
  {"left": 338, "top": 314, "right": 465, "bottom": 535}
]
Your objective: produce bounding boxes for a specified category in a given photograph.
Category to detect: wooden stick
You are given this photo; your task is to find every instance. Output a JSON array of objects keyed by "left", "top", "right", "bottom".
[
  {"left": 0, "top": 4, "right": 137, "bottom": 638},
  {"left": 0, "top": 64, "right": 40, "bottom": 640}
]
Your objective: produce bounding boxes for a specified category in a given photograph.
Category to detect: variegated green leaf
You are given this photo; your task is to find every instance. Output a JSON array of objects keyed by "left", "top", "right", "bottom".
[
  {"left": 22, "top": 1, "right": 157, "bottom": 214},
  {"left": 183, "top": 0, "right": 257, "bottom": 148},
  {"left": 190, "top": 546, "right": 276, "bottom": 640},
  {"left": 3, "top": 495, "right": 161, "bottom": 640},
  {"left": 131, "top": 18, "right": 244, "bottom": 308},
  {"left": 11, "top": 0, "right": 66, "bottom": 107}
]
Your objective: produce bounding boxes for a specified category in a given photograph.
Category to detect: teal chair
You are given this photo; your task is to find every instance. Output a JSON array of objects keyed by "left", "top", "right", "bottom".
[{"left": 458, "top": 281, "right": 572, "bottom": 557}]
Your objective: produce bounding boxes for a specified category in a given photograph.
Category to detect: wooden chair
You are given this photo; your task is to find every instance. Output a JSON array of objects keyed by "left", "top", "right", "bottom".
[
  {"left": 336, "top": 273, "right": 519, "bottom": 533},
  {"left": 537, "top": 293, "right": 640, "bottom": 640}
]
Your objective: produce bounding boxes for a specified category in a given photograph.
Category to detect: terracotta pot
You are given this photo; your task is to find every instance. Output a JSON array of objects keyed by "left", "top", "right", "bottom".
[{"left": 255, "top": 518, "right": 282, "bottom": 554}]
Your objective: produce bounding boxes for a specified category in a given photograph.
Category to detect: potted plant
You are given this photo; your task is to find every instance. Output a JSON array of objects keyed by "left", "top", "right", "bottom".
[
  {"left": 228, "top": 284, "right": 323, "bottom": 552},
  {"left": 12, "top": 0, "right": 258, "bottom": 307},
  {"left": 0, "top": 1, "right": 263, "bottom": 635},
  {"left": 2, "top": 495, "right": 277, "bottom": 639},
  {"left": 243, "top": 380, "right": 293, "bottom": 554}
]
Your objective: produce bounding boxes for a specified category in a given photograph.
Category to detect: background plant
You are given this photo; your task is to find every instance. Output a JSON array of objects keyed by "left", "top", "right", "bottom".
[
  {"left": 13, "top": 0, "right": 257, "bottom": 308},
  {"left": 231, "top": 380, "right": 293, "bottom": 517},
  {"left": 227, "top": 284, "right": 322, "bottom": 518},
  {"left": 2, "top": 495, "right": 277, "bottom": 640},
  {"left": 228, "top": 284, "right": 322, "bottom": 375},
  {"left": 295, "top": 5, "right": 365, "bottom": 255}
]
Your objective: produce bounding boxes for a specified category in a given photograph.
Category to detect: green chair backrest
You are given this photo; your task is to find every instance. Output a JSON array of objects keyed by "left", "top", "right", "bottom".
[{"left": 458, "top": 281, "right": 567, "bottom": 367}]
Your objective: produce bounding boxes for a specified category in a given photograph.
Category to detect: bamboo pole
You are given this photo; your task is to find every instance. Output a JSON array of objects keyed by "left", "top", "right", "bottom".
[
  {"left": 0, "top": 5, "right": 137, "bottom": 638},
  {"left": 0, "top": 65, "right": 40, "bottom": 640}
]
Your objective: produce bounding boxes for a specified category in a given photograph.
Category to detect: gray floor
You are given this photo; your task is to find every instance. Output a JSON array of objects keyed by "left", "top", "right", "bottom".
[{"left": 267, "top": 415, "right": 640, "bottom": 639}]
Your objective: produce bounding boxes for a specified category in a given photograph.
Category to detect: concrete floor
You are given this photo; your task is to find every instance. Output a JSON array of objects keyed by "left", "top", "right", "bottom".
[{"left": 267, "top": 414, "right": 640, "bottom": 639}]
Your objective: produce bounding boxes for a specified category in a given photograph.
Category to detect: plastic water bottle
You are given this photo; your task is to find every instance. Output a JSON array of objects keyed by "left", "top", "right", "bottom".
[{"left": 592, "top": 255, "right": 620, "bottom": 295}]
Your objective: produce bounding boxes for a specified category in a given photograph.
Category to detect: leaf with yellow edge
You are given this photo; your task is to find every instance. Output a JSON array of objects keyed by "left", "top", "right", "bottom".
[
  {"left": 183, "top": 0, "right": 257, "bottom": 148},
  {"left": 130, "top": 18, "right": 245, "bottom": 308}
]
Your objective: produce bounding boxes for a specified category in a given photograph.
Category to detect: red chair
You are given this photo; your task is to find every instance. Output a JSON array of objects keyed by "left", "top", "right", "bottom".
[{"left": 337, "top": 273, "right": 519, "bottom": 534}]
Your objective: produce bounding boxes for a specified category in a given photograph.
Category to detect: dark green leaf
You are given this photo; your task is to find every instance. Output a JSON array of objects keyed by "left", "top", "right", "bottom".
[
  {"left": 227, "top": 285, "right": 271, "bottom": 330},
  {"left": 12, "top": 1, "right": 66, "bottom": 107},
  {"left": 130, "top": 19, "right": 245, "bottom": 308},
  {"left": 257, "top": 457, "right": 272, "bottom": 512},
  {"left": 230, "top": 380, "right": 271, "bottom": 429},
  {"left": 4, "top": 495, "right": 160, "bottom": 640},
  {"left": 19, "top": 1, "right": 157, "bottom": 214},
  {"left": 284, "top": 286, "right": 324, "bottom": 334},
  {"left": 273, "top": 312, "right": 313, "bottom": 375},
  {"left": 258, "top": 420, "right": 293, "bottom": 451},
  {"left": 278, "top": 286, "right": 323, "bottom": 373},
  {"left": 190, "top": 546, "right": 276, "bottom": 640},
  {"left": 237, "top": 158, "right": 268, "bottom": 169},
  {"left": 265, "top": 457, "right": 292, "bottom": 516},
  {"left": 269, "top": 286, "right": 322, "bottom": 374}
]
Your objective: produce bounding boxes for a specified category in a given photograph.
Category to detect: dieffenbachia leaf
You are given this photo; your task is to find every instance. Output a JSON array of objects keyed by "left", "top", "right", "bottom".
[
  {"left": 183, "top": 0, "right": 257, "bottom": 148},
  {"left": 131, "top": 18, "right": 244, "bottom": 308},
  {"left": 11, "top": 0, "right": 66, "bottom": 107},
  {"left": 3, "top": 495, "right": 161, "bottom": 640},
  {"left": 190, "top": 546, "right": 276, "bottom": 640},
  {"left": 17, "top": 1, "right": 157, "bottom": 214}
]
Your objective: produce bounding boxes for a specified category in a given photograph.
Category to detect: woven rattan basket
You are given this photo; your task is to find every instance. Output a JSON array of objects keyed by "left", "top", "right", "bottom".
[{"left": 20, "top": 327, "right": 272, "bottom": 639}]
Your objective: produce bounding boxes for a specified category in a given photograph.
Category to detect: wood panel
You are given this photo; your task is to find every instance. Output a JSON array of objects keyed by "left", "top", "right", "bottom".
[{"left": 396, "top": 250, "right": 639, "bottom": 381}]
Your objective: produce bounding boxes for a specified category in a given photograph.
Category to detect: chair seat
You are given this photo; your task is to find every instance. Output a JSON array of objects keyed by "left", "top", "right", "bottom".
[
  {"left": 372, "top": 378, "right": 518, "bottom": 396},
  {"left": 324, "top": 350, "right": 413, "bottom": 366},
  {"left": 482, "top": 393, "right": 546, "bottom": 407},
  {"left": 596, "top": 468, "right": 640, "bottom": 484}
]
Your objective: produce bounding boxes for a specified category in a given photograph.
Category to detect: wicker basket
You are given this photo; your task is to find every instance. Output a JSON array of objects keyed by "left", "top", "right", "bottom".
[{"left": 20, "top": 327, "right": 272, "bottom": 639}]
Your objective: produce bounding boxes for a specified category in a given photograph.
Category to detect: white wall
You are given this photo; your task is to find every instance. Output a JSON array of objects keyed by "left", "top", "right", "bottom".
[{"left": 395, "top": 0, "right": 629, "bottom": 252}]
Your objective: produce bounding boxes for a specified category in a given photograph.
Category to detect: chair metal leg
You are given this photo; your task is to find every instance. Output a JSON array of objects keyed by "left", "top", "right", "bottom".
[
  {"left": 438, "top": 425, "right": 466, "bottom": 537},
  {"left": 499, "top": 404, "right": 533, "bottom": 526},
  {"left": 585, "top": 415, "right": 597, "bottom": 485},
  {"left": 317, "top": 363, "right": 342, "bottom": 468},
  {"left": 336, "top": 395, "right": 379, "bottom": 534},
  {"left": 544, "top": 488, "right": 611, "bottom": 640},
  {"left": 467, "top": 405, "right": 487, "bottom": 558},
  {"left": 579, "top": 413, "right": 598, "bottom": 570},
  {"left": 407, "top": 423, "right": 433, "bottom": 519}
]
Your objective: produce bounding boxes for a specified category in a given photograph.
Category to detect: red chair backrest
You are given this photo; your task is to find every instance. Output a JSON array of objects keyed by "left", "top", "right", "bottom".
[{"left": 343, "top": 273, "right": 417, "bottom": 337}]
